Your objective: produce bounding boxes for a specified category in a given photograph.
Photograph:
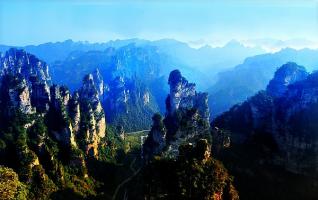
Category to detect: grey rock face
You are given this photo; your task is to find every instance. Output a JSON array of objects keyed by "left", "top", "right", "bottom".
[
  {"left": 164, "top": 70, "right": 210, "bottom": 157},
  {"left": 167, "top": 69, "right": 210, "bottom": 121},
  {"left": 0, "top": 49, "right": 107, "bottom": 160},
  {"left": 0, "top": 49, "right": 51, "bottom": 114},
  {"left": 104, "top": 74, "right": 159, "bottom": 132},
  {"left": 92, "top": 68, "right": 104, "bottom": 98},
  {"left": 7, "top": 77, "right": 34, "bottom": 115},
  {"left": 167, "top": 70, "right": 196, "bottom": 113},
  {"left": 195, "top": 92, "right": 210, "bottom": 122},
  {"left": 0, "top": 48, "right": 51, "bottom": 114},
  {"left": 0, "top": 48, "right": 51, "bottom": 83},
  {"left": 47, "top": 75, "right": 107, "bottom": 157},
  {"left": 49, "top": 85, "right": 77, "bottom": 147},
  {"left": 107, "top": 76, "right": 129, "bottom": 113},
  {"left": 69, "top": 92, "right": 81, "bottom": 134},
  {"left": 79, "top": 74, "right": 106, "bottom": 157},
  {"left": 80, "top": 74, "right": 100, "bottom": 104},
  {"left": 50, "top": 85, "right": 70, "bottom": 110},
  {"left": 143, "top": 70, "right": 211, "bottom": 160}
]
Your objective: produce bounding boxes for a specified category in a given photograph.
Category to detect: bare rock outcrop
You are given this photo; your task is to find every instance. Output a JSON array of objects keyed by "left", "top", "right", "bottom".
[
  {"left": 79, "top": 74, "right": 106, "bottom": 157},
  {"left": 144, "top": 70, "right": 211, "bottom": 160}
]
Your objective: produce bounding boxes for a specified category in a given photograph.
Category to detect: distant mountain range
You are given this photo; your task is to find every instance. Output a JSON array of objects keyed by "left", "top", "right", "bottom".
[
  {"left": 0, "top": 38, "right": 265, "bottom": 89},
  {"left": 209, "top": 48, "right": 318, "bottom": 117},
  {"left": 241, "top": 38, "right": 318, "bottom": 52},
  {"left": 187, "top": 38, "right": 318, "bottom": 53},
  {"left": 2, "top": 39, "right": 318, "bottom": 120}
]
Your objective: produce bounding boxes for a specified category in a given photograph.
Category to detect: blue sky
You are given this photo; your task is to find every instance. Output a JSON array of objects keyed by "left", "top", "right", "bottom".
[{"left": 0, "top": 0, "right": 318, "bottom": 46}]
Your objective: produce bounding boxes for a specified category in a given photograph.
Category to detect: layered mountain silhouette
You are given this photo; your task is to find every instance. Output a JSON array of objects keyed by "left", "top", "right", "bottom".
[
  {"left": 212, "top": 62, "right": 318, "bottom": 199},
  {"left": 209, "top": 48, "right": 318, "bottom": 117},
  {"left": 0, "top": 48, "right": 240, "bottom": 200}
]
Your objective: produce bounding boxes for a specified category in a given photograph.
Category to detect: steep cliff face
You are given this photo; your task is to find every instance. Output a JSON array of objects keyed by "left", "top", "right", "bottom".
[
  {"left": 0, "top": 48, "right": 51, "bottom": 115},
  {"left": 50, "top": 43, "right": 172, "bottom": 128},
  {"left": 0, "top": 75, "right": 34, "bottom": 116},
  {"left": 143, "top": 70, "right": 210, "bottom": 159},
  {"left": 69, "top": 92, "right": 81, "bottom": 134},
  {"left": 0, "top": 48, "right": 51, "bottom": 83},
  {"left": 0, "top": 49, "right": 107, "bottom": 157},
  {"left": 0, "top": 48, "right": 115, "bottom": 198},
  {"left": 104, "top": 75, "right": 159, "bottom": 131},
  {"left": 107, "top": 76, "right": 129, "bottom": 114},
  {"left": 213, "top": 62, "right": 318, "bottom": 175},
  {"left": 167, "top": 69, "right": 196, "bottom": 113},
  {"left": 47, "top": 85, "right": 77, "bottom": 147},
  {"left": 79, "top": 74, "right": 106, "bottom": 157},
  {"left": 0, "top": 49, "right": 103, "bottom": 199},
  {"left": 164, "top": 70, "right": 210, "bottom": 155},
  {"left": 92, "top": 68, "right": 104, "bottom": 98},
  {"left": 167, "top": 70, "right": 210, "bottom": 121},
  {"left": 30, "top": 79, "right": 51, "bottom": 113}
]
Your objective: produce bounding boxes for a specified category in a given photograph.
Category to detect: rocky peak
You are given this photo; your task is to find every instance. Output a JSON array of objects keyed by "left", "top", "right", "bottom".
[
  {"left": 144, "top": 70, "right": 210, "bottom": 160},
  {"left": 78, "top": 74, "right": 106, "bottom": 157},
  {"left": 167, "top": 69, "right": 196, "bottom": 113},
  {"left": 266, "top": 62, "right": 308, "bottom": 98},
  {"left": 80, "top": 74, "right": 98, "bottom": 99},
  {"left": 277, "top": 70, "right": 318, "bottom": 122},
  {"left": 214, "top": 64, "right": 318, "bottom": 176},
  {"left": 3, "top": 76, "right": 34, "bottom": 115},
  {"left": 168, "top": 69, "right": 184, "bottom": 86},
  {"left": 79, "top": 74, "right": 99, "bottom": 104},
  {"left": 1, "top": 48, "right": 51, "bottom": 84},
  {"left": 0, "top": 49, "right": 51, "bottom": 115},
  {"left": 167, "top": 69, "right": 210, "bottom": 121},
  {"left": 92, "top": 68, "right": 104, "bottom": 98},
  {"left": 107, "top": 76, "right": 129, "bottom": 113}
]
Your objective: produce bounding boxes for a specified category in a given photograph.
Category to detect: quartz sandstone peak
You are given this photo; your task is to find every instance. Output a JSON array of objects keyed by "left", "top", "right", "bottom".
[
  {"left": 0, "top": 48, "right": 52, "bottom": 114},
  {"left": 79, "top": 73, "right": 106, "bottom": 157},
  {"left": 167, "top": 69, "right": 210, "bottom": 121},
  {"left": 144, "top": 69, "right": 210, "bottom": 160}
]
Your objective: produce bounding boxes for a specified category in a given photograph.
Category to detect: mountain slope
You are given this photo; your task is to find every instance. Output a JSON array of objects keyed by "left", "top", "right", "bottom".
[
  {"left": 0, "top": 49, "right": 107, "bottom": 198},
  {"left": 209, "top": 48, "right": 318, "bottom": 117},
  {"left": 137, "top": 69, "right": 238, "bottom": 200},
  {"left": 212, "top": 63, "right": 318, "bottom": 199}
]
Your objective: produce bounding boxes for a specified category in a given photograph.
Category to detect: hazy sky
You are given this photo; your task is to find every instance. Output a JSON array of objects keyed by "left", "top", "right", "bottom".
[{"left": 1, "top": 0, "right": 318, "bottom": 46}]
